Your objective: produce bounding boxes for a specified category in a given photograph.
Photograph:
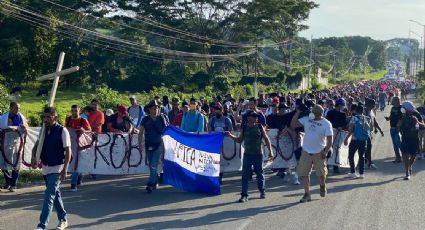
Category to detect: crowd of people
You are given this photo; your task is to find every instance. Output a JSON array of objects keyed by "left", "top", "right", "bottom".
[{"left": 0, "top": 79, "right": 422, "bottom": 229}]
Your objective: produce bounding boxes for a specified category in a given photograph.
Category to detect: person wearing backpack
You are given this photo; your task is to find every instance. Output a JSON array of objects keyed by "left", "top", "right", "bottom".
[
  {"left": 128, "top": 95, "right": 144, "bottom": 129},
  {"left": 398, "top": 101, "right": 425, "bottom": 180},
  {"left": 65, "top": 105, "right": 91, "bottom": 191},
  {"left": 181, "top": 99, "right": 204, "bottom": 133},
  {"left": 344, "top": 104, "right": 371, "bottom": 179},
  {"left": 226, "top": 110, "right": 273, "bottom": 203},
  {"left": 139, "top": 100, "right": 169, "bottom": 193}
]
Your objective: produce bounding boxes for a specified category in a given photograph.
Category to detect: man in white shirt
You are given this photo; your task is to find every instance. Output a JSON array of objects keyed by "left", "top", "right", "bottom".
[
  {"left": 32, "top": 107, "right": 71, "bottom": 230},
  {"left": 127, "top": 95, "right": 144, "bottom": 129},
  {"left": 291, "top": 104, "right": 333, "bottom": 203},
  {"left": 0, "top": 102, "right": 28, "bottom": 192}
]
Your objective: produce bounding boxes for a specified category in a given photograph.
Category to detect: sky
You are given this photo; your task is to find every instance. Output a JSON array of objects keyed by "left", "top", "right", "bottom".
[{"left": 299, "top": 0, "right": 425, "bottom": 42}]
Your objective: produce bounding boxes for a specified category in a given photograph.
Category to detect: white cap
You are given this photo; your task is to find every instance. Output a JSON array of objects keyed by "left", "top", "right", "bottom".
[{"left": 130, "top": 95, "right": 137, "bottom": 100}]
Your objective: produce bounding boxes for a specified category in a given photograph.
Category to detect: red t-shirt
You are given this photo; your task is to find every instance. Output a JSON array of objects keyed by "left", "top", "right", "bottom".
[
  {"left": 88, "top": 110, "right": 105, "bottom": 133},
  {"left": 172, "top": 113, "right": 183, "bottom": 127},
  {"left": 65, "top": 116, "right": 91, "bottom": 130}
]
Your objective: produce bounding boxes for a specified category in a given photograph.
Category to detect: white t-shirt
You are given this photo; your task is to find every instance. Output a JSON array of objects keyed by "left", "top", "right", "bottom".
[
  {"left": 299, "top": 117, "right": 333, "bottom": 154},
  {"left": 128, "top": 106, "right": 143, "bottom": 127},
  {"left": 42, "top": 126, "right": 71, "bottom": 175}
]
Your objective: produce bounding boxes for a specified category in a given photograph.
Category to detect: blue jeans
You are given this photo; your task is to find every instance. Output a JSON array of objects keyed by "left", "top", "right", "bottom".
[
  {"left": 2, "top": 169, "right": 19, "bottom": 187},
  {"left": 146, "top": 144, "right": 163, "bottom": 186},
  {"left": 70, "top": 172, "right": 83, "bottom": 186},
  {"left": 390, "top": 127, "right": 401, "bottom": 158},
  {"left": 241, "top": 154, "right": 265, "bottom": 197},
  {"left": 37, "top": 173, "right": 67, "bottom": 229},
  {"left": 348, "top": 140, "right": 367, "bottom": 174}
]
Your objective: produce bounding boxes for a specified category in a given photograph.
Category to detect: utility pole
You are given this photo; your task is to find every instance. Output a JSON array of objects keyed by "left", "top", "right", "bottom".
[
  {"left": 308, "top": 35, "right": 313, "bottom": 89},
  {"left": 332, "top": 54, "right": 337, "bottom": 79},
  {"left": 254, "top": 44, "right": 259, "bottom": 99},
  {"left": 408, "top": 19, "right": 425, "bottom": 78}
]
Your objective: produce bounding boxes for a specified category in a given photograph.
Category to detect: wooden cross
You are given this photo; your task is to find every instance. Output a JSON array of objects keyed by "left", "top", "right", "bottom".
[{"left": 33, "top": 52, "right": 80, "bottom": 163}]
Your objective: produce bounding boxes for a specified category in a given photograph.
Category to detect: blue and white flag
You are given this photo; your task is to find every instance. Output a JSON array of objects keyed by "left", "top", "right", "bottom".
[{"left": 162, "top": 126, "right": 224, "bottom": 195}]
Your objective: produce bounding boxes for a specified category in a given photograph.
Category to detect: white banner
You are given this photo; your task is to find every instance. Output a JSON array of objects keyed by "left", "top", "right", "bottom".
[{"left": 0, "top": 127, "right": 350, "bottom": 174}]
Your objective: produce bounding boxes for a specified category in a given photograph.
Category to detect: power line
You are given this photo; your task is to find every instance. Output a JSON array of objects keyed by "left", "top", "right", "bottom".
[
  {"left": 0, "top": 6, "right": 240, "bottom": 63},
  {"left": 40, "top": 0, "right": 257, "bottom": 49},
  {"left": 1, "top": 1, "right": 255, "bottom": 60},
  {"left": 83, "top": 0, "right": 291, "bottom": 48},
  {"left": 259, "top": 53, "right": 314, "bottom": 68}
]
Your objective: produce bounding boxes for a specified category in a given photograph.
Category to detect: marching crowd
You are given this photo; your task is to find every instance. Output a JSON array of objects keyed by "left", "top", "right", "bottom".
[{"left": 0, "top": 79, "right": 422, "bottom": 229}]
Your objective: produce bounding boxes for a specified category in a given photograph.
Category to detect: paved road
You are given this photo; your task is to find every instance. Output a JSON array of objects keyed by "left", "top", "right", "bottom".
[{"left": 1, "top": 96, "right": 425, "bottom": 230}]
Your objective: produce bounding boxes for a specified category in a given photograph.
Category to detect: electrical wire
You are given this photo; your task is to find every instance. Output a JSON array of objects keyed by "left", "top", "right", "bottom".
[
  {"left": 0, "top": 6, "right": 240, "bottom": 63},
  {"left": 83, "top": 0, "right": 291, "bottom": 48},
  {"left": 259, "top": 53, "right": 314, "bottom": 68},
  {"left": 1, "top": 1, "right": 255, "bottom": 59}
]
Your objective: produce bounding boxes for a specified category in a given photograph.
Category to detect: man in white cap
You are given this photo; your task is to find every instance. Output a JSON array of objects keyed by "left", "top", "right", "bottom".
[
  {"left": 291, "top": 104, "right": 333, "bottom": 203},
  {"left": 398, "top": 101, "right": 425, "bottom": 180},
  {"left": 128, "top": 95, "right": 144, "bottom": 129}
]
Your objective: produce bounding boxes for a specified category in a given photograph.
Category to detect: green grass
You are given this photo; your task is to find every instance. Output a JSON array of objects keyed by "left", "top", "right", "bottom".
[
  {"left": 331, "top": 70, "right": 387, "bottom": 84},
  {"left": 0, "top": 169, "right": 44, "bottom": 188},
  {"left": 12, "top": 89, "right": 85, "bottom": 126}
]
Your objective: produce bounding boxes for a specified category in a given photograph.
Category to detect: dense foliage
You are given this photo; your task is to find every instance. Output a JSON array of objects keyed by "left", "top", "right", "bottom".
[{"left": 0, "top": 0, "right": 402, "bottom": 95}]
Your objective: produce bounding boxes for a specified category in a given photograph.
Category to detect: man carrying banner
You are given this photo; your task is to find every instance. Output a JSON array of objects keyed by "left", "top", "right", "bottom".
[
  {"left": 139, "top": 100, "right": 169, "bottom": 193},
  {"left": 33, "top": 107, "right": 71, "bottom": 230},
  {"left": 65, "top": 105, "right": 91, "bottom": 191},
  {"left": 226, "top": 110, "right": 273, "bottom": 203},
  {"left": 0, "top": 102, "right": 28, "bottom": 192},
  {"left": 291, "top": 104, "right": 333, "bottom": 203}
]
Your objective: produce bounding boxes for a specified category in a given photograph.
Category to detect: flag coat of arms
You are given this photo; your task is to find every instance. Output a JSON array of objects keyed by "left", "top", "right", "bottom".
[{"left": 162, "top": 126, "right": 224, "bottom": 195}]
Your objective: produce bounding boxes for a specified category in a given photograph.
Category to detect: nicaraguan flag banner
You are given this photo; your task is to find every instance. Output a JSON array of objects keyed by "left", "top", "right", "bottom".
[{"left": 162, "top": 126, "right": 224, "bottom": 195}]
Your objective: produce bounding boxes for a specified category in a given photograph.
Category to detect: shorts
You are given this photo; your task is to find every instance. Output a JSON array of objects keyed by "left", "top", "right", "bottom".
[
  {"left": 401, "top": 137, "right": 419, "bottom": 155},
  {"left": 297, "top": 150, "right": 328, "bottom": 177}
]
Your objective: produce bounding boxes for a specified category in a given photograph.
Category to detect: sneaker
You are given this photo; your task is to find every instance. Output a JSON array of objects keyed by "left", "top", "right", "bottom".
[
  {"left": 292, "top": 173, "right": 301, "bottom": 185},
  {"left": 404, "top": 175, "right": 411, "bottom": 180},
  {"left": 358, "top": 174, "right": 365, "bottom": 179},
  {"left": 299, "top": 193, "right": 312, "bottom": 203},
  {"left": 260, "top": 192, "right": 266, "bottom": 199},
  {"left": 56, "top": 220, "right": 68, "bottom": 230},
  {"left": 392, "top": 158, "right": 402, "bottom": 163},
  {"left": 368, "top": 163, "right": 378, "bottom": 170},
  {"left": 70, "top": 184, "right": 77, "bottom": 192},
  {"left": 320, "top": 185, "right": 327, "bottom": 197},
  {"left": 9, "top": 186, "right": 16, "bottom": 192},
  {"left": 146, "top": 185, "right": 153, "bottom": 194},
  {"left": 276, "top": 170, "right": 285, "bottom": 178},
  {"left": 238, "top": 196, "right": 248, "bottom": 203},
  {"left": 347, "top": 173, "right": 358, "bottom": 178}
]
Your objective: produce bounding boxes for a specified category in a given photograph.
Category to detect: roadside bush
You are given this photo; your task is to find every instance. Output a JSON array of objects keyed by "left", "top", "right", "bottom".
[
  {"left": 82, "top": 86, "right": 127, "bottom": 112},
  {"left": 0, "top": 83, "right": 9, "bottom": 114}
]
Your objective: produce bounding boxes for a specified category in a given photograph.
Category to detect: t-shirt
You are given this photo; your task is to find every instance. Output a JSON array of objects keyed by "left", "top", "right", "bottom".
[
  {"left": 88, "top": 110, "right": 105, "bottom": 133},
  {"left": 378, "top": 92, "right": 387, "bottom": 102},
  {"left": 209, "top": 116, "right": 233, "bottom": 132},
  {"left": 400, "top": 112, "right": 423, "bottom": 139},
  {"left": 241, "top": 110, "right": 266, "bottom": 127},
  {"left": 128, "top": 105, "right": 144, "bottom": 127},
  {"left": 42, "top": 127, "right": 71, "bottom": 175},
  {"left": 389, "top": 106, "right": 402, "bottom": 128},
  {"left": 140, "top": 115, "right": 167, "bottom": 148},
  {"left": 65, "top": 116, "right": 91, "bottom": 130},
  {"left": 299, "top": 117, "right": 333, "bottom": 154},
  {"left": 325, "top": 109, "right": 347, "bottom": 129},
  {"left": 266, "top": 114, "right": 288, "bottom": 130},
  {"left": 181, "top": 111, "right": 204, "bottom": 133}
]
